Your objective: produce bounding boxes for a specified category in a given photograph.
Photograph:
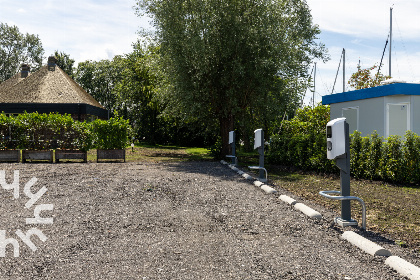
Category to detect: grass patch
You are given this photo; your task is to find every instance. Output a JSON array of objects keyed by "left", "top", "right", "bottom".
[
  {"left": 185, "top": 147, "right": 212, "bottom": 161},
  {"left": 86, "top": 145, "right": 212, "bottom": 163}
]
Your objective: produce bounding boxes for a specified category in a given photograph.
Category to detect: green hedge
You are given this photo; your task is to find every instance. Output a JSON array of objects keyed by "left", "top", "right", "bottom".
[
  {"left": 268, "top": 133, "right": 336, "bottom": 173},
  {"left": 350, "top": 130, "right": 420, "bottom": 184},
  {"left": 0, "top": 112, "right": 131, "bottom": 151},
  {"left": 268, "top": 105, "right": 420, "bottom": 184},
  {"left": 267, "top": 105, "right": 336, "bottom": 173},
  {"left": 92, "top": 116, "right": 132, "bottom": 150}
]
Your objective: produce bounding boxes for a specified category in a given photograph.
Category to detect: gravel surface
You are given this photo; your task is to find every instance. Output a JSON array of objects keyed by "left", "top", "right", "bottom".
[{"left": 0, "top": 161, "right": 417, "bottom": 279}]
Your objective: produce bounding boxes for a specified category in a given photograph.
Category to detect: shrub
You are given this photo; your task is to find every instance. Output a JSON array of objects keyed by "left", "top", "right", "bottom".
[
  {"left": 364, "top": 131, "right": 382, "bottom": 180},
  {"left": 403, "top": 131, "right": 420, "bottom": 183},
  {"left": 381, "top": 135, "right": 404, "bottom": 182},
  {"left": 268, "top": 105, "right": 334, "bottom": 172},
  {"left": 92, "top": 116, "right": 132, "bottom": 150},
  {"left": 0, "top": 112, "right": 96, "bottom": 151}
]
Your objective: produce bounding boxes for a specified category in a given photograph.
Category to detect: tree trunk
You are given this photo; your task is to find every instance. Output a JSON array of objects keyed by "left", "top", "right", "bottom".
[{"left": 219, "top": 115, "right": 234, "bottom": 158}]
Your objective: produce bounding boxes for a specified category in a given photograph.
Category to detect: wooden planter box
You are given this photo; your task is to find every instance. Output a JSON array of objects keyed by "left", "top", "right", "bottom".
[
  {"left": 0, "top": 150, "right": 21, "bottom": 162},
  {"left": 22, "top": 150, "right": 53, "bottom": 163},
  {"left": 97, "top": 149, "right": 126, "bottom": 162},
  {"left": 55, "top": 150, "right": 87, "bottom": 163}
]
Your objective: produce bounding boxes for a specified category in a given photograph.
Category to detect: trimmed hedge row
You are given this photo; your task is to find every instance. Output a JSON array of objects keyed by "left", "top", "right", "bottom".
[
  {"left": 351, "top": 130, "right": 420, "bottom": 183},
  {"left": 0, "top": 112, "right": 131, "bottom": 151},
  {"left": 267, "top": 105, "right": 420, "bottom": 184},
  {"left": 269, "top": 130, "right": 420, "bottom": 184},
  {"left": 268, "top": 133, "right": 337, "bottom": 173}
]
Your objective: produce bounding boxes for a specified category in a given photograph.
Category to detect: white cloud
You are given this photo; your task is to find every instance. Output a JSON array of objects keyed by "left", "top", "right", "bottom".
[
  {"left": 0, "top": 0, "right": 148, "bottom": 65},
  {"left": 307, "top": 0, "right": 420, "bottom": 41}
]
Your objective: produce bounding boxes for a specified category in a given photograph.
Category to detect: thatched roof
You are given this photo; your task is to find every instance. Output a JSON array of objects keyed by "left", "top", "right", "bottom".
[{"left": 0, "top": 65, "right": 104, "bottom": 109}]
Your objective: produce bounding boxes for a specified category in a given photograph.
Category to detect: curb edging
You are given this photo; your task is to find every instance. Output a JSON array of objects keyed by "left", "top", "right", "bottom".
[
  {"left": 341, "top": 231, "right": 391, "bottom": 257},
  {"left": 385, "top": 256, "right": 420, "bottom": 280}
]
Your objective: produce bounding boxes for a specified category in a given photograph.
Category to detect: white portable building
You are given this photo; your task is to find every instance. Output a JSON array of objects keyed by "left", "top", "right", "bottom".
[{"left": 322, "top": 83, "right": 420, "bottom": 137}]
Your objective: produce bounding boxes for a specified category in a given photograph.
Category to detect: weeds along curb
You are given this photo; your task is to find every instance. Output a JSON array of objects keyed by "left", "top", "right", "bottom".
[{"left": 219, "top": 160, "right": 420, "bottom": 279}]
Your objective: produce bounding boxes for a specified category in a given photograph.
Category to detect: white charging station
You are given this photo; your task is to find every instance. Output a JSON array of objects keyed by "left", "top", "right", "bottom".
[
  {"left": 320, "top": 117, "right": 367, "bottom": 230},
  {"left": 254, "top": 129, "right": 263, "bottom": 150},
  {"left": 326, "top": 117, "right": 346, "bottom": 160},
  {"left": 229, "top": 131, "right": 234, "bottom": 144},
  {"left": 226, "top": 131, "right": 237, "bottom": 165}
]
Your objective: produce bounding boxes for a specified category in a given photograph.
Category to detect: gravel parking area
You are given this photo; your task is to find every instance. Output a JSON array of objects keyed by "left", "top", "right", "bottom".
[{"left": 0, "top": 161, "right": 417, "bottom": 279}]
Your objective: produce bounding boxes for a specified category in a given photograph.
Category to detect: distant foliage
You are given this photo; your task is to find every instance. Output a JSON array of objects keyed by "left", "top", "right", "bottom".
[
  {"left": 0, "top": 22, "right": 44, "bottom": 82},
  {"left": 348, "top": 64, "right": 391, "bottom": 90},
  {"left": 54, "top": 50, "right": 75, "bottom": 78}
]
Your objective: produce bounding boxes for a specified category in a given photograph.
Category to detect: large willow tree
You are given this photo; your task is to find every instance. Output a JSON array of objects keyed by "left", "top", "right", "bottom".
[{"left": 136, "top": 0, "right": 328, "bottom": 156}]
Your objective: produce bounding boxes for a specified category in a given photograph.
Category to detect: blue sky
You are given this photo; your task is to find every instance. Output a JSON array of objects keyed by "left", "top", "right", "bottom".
[
  {"left": 1, "top": 0, "right": 420, "bottom": 106},
  {"left": 307, "top": 0, "right": 420, "bottom": 105}
]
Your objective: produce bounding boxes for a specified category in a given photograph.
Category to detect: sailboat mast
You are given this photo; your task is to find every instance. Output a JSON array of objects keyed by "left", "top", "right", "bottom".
[
  {"left": 343, "top": 48, "right": 346, "bottom": 92},
  {"left": 313, "top": 62, "right": 316, "bottom": 108},
  {"left": 389, "top": 7, "right": 392, "bottom": 77}
]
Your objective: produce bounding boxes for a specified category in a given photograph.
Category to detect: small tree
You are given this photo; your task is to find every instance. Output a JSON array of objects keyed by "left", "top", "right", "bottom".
[
  {"left": 54, "top": 50, "right": 75, "bottom": 78},
  {"left": 0, "top": 22, "right": 44, "bottom": 82},
  {"left": 348, "top": 64, "right": 391, "bottom": 90}
]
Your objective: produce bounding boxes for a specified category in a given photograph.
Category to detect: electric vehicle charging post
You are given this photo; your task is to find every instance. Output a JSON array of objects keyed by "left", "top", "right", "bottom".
[
  {"left": 320, "top": 118, "right": 366, "bottom": 229},
  {"left": 225, "top": 131, "right": 237, "bottom": 165},
  {"left": 248, "top": 129, "right": 268, "bottom": 183}
]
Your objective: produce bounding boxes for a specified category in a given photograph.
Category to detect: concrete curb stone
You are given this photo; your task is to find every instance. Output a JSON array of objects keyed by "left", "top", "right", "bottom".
[
  {"left": 341, "top": 231, "right": 391, "bottom": 257},
  {"left": 293, "top": 203, "right": 322, "bottom": 220},
  {"left": 220, "top": 161, "right": 420, "bottom": 280},
  {"left": 260, "top": 184, "right": 277, "bottom": 194},
  {"left": 385, "top": 256, "right": 420, "bottom": 280},
  {"left": 279, "top": 194, "right": 297, "bottom": 205}
]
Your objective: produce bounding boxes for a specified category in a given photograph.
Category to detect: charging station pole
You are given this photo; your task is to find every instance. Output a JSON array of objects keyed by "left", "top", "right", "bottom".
[
  {"left": 335, "top": 122, "right": 352, "bottom": 221},
  {"left": 258, "top": 141, "right": 264, "bottom": 180},
  {"left": 229, "top": 131, "right": 236, "bottom": 165}
]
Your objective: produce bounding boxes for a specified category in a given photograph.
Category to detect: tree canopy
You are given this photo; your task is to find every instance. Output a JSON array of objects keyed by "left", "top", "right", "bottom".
[
  {"left": 136, "top": 0, "right": 328, "bottom": 156},
  {"left": 75, "top": 57, "right": 124, "bottom": 113},
  {"left": 348, "top": 64, "right": 391, "bottom": 90},
  {"left": 54, "top": 50, "right": 75, "bottom": 78},
  {"left": 0, "top": 22, "right": 44, "bottom": 82}
]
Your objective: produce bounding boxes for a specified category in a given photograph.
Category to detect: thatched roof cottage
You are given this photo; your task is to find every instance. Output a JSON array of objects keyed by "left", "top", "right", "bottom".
[{"left": 0, "top": 56, "right": 108, "bottom": 121}]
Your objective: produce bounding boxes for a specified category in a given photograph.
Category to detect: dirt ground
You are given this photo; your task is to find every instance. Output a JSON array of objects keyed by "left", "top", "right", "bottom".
[{"left": 0, "top": 161, "right": 418, "bottom": 279}]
